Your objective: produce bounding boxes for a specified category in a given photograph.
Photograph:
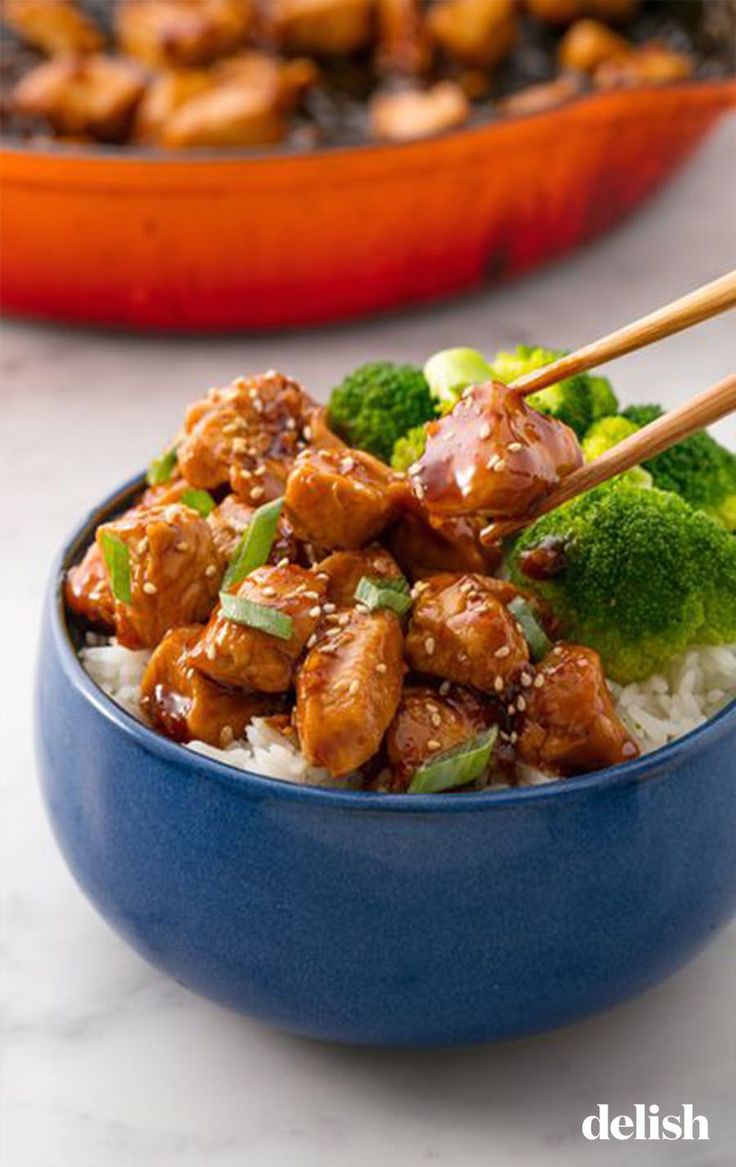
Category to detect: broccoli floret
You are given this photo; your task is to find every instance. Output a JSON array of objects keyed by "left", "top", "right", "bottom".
[
  {"left": 391, "top": 425, "right": 428, "bottom": 472},
  {"left": 507, "top": 484, "right": 736, "bottom": 683},
  {"left": 423, "top": 348, "right": 493, "bottom": 411},
  {"left": 614, "top": 404, "right": 736, "bottom": 530},
  {"left": 582, "top": 416, "right": 652, "bottom": 488},
  {"left": 491, "top": 345, "right": 618, "bottom": 438},
  {"left": 328, "top": 361, "right": 436, "bottom": 463}
]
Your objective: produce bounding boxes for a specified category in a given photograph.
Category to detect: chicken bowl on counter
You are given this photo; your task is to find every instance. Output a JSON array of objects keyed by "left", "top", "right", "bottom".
[{"left": 36, "top": 352, "right": 736, "bottom": 1043}]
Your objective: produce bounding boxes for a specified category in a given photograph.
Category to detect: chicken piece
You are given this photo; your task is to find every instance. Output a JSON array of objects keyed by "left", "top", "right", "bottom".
[
  {"left": 594, "top": 42, "right": 693, "bottom": 89},
  {"left": 177, "top": 372, "right": 314, "bottom": 498},
  {"left": 159, "top": 52, "right": 316, "bottom": 148},
  {"left": 12, "top": 55, "right": 146, "bottom": 142},
  {"left": 500, "top": 74, "right": 583, "bottom": 118},
  {"left": 517, "top": 643, "right": 639, "bottom": 774},
  {"left": 140, "top": 625, "right": 279, "bottom": 746},
  {"left": 132, "top": 68, "right": 214, "bottom": 143},
  {"left": 95, "top": 503, "right": 223, "bottom": 649},
  {"left": 558, "top": 18, "right": 630, "bottom": 73},
  {"left": 427, "top": 0, "right": 515, "bottom": 69},
  {"left": 375, "top": 0, "right": 432, "bottom": 74},
  {"left": 316, "top": 546, "right": 403, "bottom": 606},
  {"left": 285, "top": 447, "right": 401, "bottom": 550},
  {"left": 138, "top": 476, "right": 190, "bottom": 509},
  {"left": 65, "top": 542, "right": 115, "bottom": 630},
  {"left": 370, "top": 82, "right": 470, "bottom": 143},
  {"left": 296, "top": 608, "right": 404, "bottom": 777},
  {"left": 389, "top": 503, "right": 501, "bottom": 579},
  {"left": 268, "top": 0, "right": 374, "bottom": 57},
  {"left": 406, "top": 573, "right": 529, "bottom": 693},
  {"left": 385, "top": 683, "right": 492, "bottom": 791},
  {"left": 2, "top": 0, "right": 103, "bottom": 55},
  {"left": 207, "top": 492, "right": 299, "bottom": 562},
  {"left": 413, "top": 381, "right": 583, "bottom": 519},
  {"left": 189, "top": 563, "right": 326, "bottom": 691},
  {"left": 116, "top": 0, "right": 252, "bottom": 68}
]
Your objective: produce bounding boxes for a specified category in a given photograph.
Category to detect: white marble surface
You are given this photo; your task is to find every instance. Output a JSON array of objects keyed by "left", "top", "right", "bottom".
[{"left": 1, "top": 116, "right": 735, "bottom": 1167}]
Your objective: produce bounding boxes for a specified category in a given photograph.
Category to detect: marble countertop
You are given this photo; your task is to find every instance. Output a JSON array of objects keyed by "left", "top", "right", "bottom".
[{"left": 1, "top": 117, "right": 734, "bottom": 1167}]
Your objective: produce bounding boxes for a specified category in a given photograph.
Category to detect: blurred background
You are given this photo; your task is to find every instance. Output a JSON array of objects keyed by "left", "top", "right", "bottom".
[{"left": 1, "top": 2, "right": 735, "bottom": 1165}]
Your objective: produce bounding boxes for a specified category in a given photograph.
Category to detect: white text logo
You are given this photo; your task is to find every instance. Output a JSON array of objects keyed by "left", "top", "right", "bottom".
[{"left": 582, "top": 1104, "right": 709, "bottom": 1141}]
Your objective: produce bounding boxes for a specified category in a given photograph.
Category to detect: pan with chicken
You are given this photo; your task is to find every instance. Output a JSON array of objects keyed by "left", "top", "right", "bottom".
[{"left": 67, "top": 351, "right": 736, "bottom": 794}]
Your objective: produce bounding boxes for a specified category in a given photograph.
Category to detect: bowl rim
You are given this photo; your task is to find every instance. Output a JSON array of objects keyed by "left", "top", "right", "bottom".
[
  {"left": 49, "top": 472, "right": 736, "bottom": 814},
  {"left": 4, "top": 76, "right": 734, "bottom": 167}
]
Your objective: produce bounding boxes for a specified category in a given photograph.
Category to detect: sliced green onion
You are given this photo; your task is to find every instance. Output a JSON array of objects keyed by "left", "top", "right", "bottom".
[
  {"left": 355, "top": 575, "right": 412, "bottom": 616},
  {"left": 508, "top": 596, "right": 550, "bottom": 662},
  {"left": 409, "top": 727, "right": 498, "bottom": 794},
  {"left": 219, "top": 592, "right": 293, "bottom": 640},
  {"left": 181, "top": 488, "right": 216, "bottom": 517},
  {"left": 99, "top": 531, "right": 131, "bottom": 604},
  {"left": 146, "top": 445, "right": 178, "bottom": 487},
  {"left": 424, "top": 348, "right": 493, "bottom": 409},
  {"left": 223, "top": 497, "right": 283, "bottom": 590}
]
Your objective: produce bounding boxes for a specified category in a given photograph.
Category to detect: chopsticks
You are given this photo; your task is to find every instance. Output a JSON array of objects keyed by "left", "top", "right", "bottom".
[
  {"left": 508, "top": 271, "right": 736, "bottom": 397},
  {"left": 481, "top": 371, "right": 736, "bottom": 543}
]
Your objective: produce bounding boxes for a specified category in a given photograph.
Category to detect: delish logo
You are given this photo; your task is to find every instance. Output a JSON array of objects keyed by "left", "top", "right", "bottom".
[{"left": 582, "top": 1104, "right": 709, "bottom": 1141}]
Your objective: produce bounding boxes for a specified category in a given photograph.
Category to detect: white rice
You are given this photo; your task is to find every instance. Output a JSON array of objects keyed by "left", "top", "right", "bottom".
[{"left": 80, "top": 636, "right": 736, "bottom": 789}]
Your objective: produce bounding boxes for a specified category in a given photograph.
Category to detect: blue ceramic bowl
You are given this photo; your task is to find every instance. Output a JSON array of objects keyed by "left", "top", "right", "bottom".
[{"left": 35, "top": 478, "right": 736, "bottom": 1046}]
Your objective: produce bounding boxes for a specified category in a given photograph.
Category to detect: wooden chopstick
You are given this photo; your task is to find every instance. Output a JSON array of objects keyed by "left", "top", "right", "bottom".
[
  {"left": 509, "top": 271, "right": 736, "bottom": 398},
  {"left": 482, "top": 372, "right": 736, "bottom": 543}
]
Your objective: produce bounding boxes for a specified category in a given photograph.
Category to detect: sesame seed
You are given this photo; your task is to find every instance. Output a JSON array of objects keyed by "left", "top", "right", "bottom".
[
  {"left": 143, "top": 582, "right": 158, "bottom": 595},
  {"left": 339, "top": 614, "right": 350, "bottom": 626},
  {"left": 439, "top": 681, "right": 450, "bottom": 696},
  {"left": 231, "top": 438, "right": 248, "bottom": 454},
  {"left": 303, "top": 426, "right": 312, "bottom": 441},
  {"left": 533, "top": 674, "right": 545, "bottom": 688},
  {"left": 222, "top": 422, "right": 240, "bottom": 436},
  {"left": 408, "top": 463, "right": 422, "bottom": 477},
  {"left": 303, "top": 590, "right": 320, "bottom": 599},
  {"left": 494, "top": 676, "right": 504, "bottom": 693},
  {"left": 414, "top": 483, "right": 426, "bottom": 499},
  {"left": 486, "top": 453, "right": 499, "bottom": 469},
  {"left": 493, "top": 458, "right": 506, "bottom": 473},
  {"left": 510, "top": 731, "right": 518, "bottom": 744},
  {"left": 285, "top": 417, "right": 297, "bottom": 430},
  {"left": 323, "top": 602, "right": 336, "bottom": 614},
  {"left": 520, "top": 673, "right": 533, "bottom": 688},
  {"left": 508, "top": 442, "right": 522, "bottom": 452},
  {"left": 427, "top": 740, "right": 442, "bottom": 751},
  {"left": 137, "top": 538, "right": 148, "bottom": 554},
  {"left": 250, "top": 487, "right": 265, "bottom": 501},
  {"left": 276, "top": 557, "right": 290, "bottom": 568},
  {"left": 253, "top": 465, "right": 266, "bottom": 477},
  {"left": 251, "top": 397, "right": 264, "bottom": 414},
  {"left": 507, "top": 704, "right": 516, "bottom": 716},
  {"left": 220, "top": 725, "right": 234, "bottom": 747},
  {"left": 175, "top": 541, "right": 189, "bottom": 552},
  {"left": 307, "top": 633, "right": 317, "bottom": 648},
  {"left": 205, "top": 565, "right": 217, "bottom": 577},
  {"left": 262, "top": 586, "right": 276, "bottom": 597},
  {"left": 164, "top": 506, "right": 179, "bottom": 522},
  {"left": 340, "top": 457, "right": 355, "bottom": 473},
  {"left": 376, "top": 662, "right": 387, "bottom": 674},
  {"left": 348, "top": 680, "right": 359, "bottom": 696},
  {"left": 315, "top": 572, "right": 329, "bottom": 582},
  {"left": 205, "top": 643, "right": 216, "bottom": 660},
  {"left": 309, "top": 606, "right": 322, "bottom": 618},
  {"left": 517, "top": 696, "right": 527, "bottom": 712},
  {"left": 479, "top": 423, "right": 491, "bottom": 440},
  {"left": 494, "top": 645, "right": 511, "bottom": 658},
  {"left": 431, "top": 713, "right": 442, "bottom": 728},
  {"left": 424, "top": 636, "right": 435, "bottom": 655}
]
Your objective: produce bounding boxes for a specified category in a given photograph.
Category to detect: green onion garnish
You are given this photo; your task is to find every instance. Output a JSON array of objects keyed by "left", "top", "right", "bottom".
[
  {"left": 409, "top": 727, "right": 498, "bottom": 794},
  {"left": 508, "top": 596, "right": 550, "bottom": 662},
  {"left": 99, "top": 531, "right": 132, "bottom": 604},
  {"left": 355, "top": 575, "right": 412, "bottom": 616},
  {"left": 223, "top": 498, "right": 284, "bottom": 590},
  {"left": 146, "top": 445, "right": 178, "bottom": 487},
  {"left": 219, "top": 592, "right": 293, "bottom": 640},
  {"left": 181, "top": 488, "right": 215, "bottom": 518},
  {"left": 424, "top": 348, "right": 493, "bottom": 409}
]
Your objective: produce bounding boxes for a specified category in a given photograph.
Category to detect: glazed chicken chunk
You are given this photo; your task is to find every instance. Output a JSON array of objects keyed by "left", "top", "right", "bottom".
[
  {"left": 95, "top": 502, "right": 224, "bottom": 648},
  {"left": 389, "top": 505, "right": 501, "bottom": 579},
  {"left": 140, "top": 625, "right": 278, "bottom": 747},
  {"left": 317, "top": 546, "right": 404, "bottom": 607},
  {"left": 285, "top": 447, "right": 400, "bottom": 550},
  {"left": 207, "top": 493, "right": 299, "bottom": 563},
  {"left": 268, "top": 0, "right": 374, "bottom": 57},
  {"left": 65, "top": 542, "right": 115, "bottom": 631},
  {"left": 116, "top": 0, "right": 252, "bottom": 68},
  {"left": 296, "top": 608, "right": 404, "bottom": 777},
  {"left": 3, "top": 0, "right": 103, "bottom": 56},
  {"left": 189, "top": 563, "right": 327, "bottom": 691},
  {"left": 406, "top": 573, "right": 529, "bottom": 693},
  {"left": 517, "top": 644, "right": 639, "bottom": 774},
  {"left": 427, "top": 0, "right": 516, "bottom": 69},
  {"left": 413, "top": 381, "right": 583, "bottom": 518},
  {"left": 385, "top": 683, "right": 491, "bottom": 791},
  {"left": 177, "top": 372, "right": 314, "bottom": 500},
  {"left": 370, "top": 82, "right": 470, "bottom": 143},
  {"left": 12, "top": 54, "right": 146, "bottom": 141}
]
